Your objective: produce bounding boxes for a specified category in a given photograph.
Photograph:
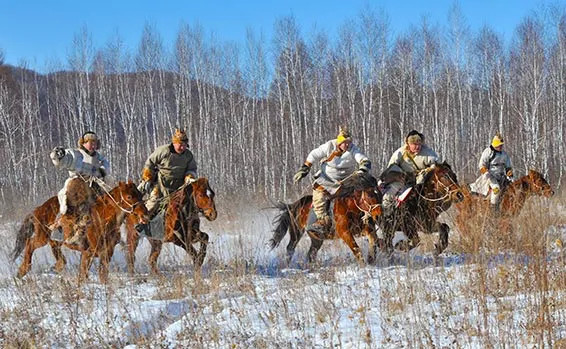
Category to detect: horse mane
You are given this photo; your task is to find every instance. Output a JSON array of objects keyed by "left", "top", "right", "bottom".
[{"left": 331, "top": 172, "right": 378, "bottom": 200}]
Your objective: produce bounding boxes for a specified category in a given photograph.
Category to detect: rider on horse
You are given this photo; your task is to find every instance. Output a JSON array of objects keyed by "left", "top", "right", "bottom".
[
  {"left": 379, "top": 130, "right": 440, "bottom": 215},
  {"left": 293, "top": 126, "right": 371, "bottom": 233},
  {"left": 135, "top": 128, "right": 197, "bottom": 237},
  {"left": 49, "top": 131, "right": 110, "bottom": 246},
  {"left": 469, "top": 132, "right": 513, "bottom": 214}
]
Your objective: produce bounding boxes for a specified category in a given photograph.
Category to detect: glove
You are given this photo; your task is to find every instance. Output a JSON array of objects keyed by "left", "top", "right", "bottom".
[
  {"left": 98, "top": 167, "right": 107, "bottom": 178},
  {"left": 184, "top": 174, "right": 197, "bottom": 184},
  {"left": 357, "top": 160, "right": 371, "bottom": 174},
  {"left": 480, "top": 166, "right": 488, "bottom": 175},
  {"left": 52, "top": 147, "right": 65, "bottom": 160},
  {"left": 506, "top": 169, "right": 513, "bottom": 178},
  {"left": 293, "top": 163, "right": 311, "bottom": 183},
  {"left": 138, "top": 181, "right": 152, "bottom": 194}
]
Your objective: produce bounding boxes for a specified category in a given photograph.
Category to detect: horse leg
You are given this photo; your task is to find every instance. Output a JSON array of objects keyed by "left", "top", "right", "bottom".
[
  {"left": 434, "top": 223, "right": 450, "bottom": 256},
  {"left": 286, "top": 224, "right": 304, "bottom": 264},
  {"left": 362, "top": 225, "right": 378, "bottom": 265},
  {"left": 306, "top": 237, "right": 324, "bottom": 264},
  {"left": 49, "top": 240, "right": 67, "bottom": 273},
  {"left": 194, "top": 232, "right": 209, "bottom": 268},
  {"left": 98, "top": 244, "right": 116, "bottom": 284},
  {"left": 17, "top": 224, "right": 49, "bottom": 278},
  {"left": 148, "top": 240, "right": 163, "bottom": 275},
  {"left": 125, "top": 221, "right": 139, "bottom": 275},
  {"left": 336, "top": 218, "right": 364, "bottom": 265},
  {"left": 79, "top": 251, "right": 94, "bottom": 282}
]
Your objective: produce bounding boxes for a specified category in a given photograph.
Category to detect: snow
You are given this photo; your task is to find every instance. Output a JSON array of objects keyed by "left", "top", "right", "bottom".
[{"left": 1, "top": 206, "right": 566, "bottom": 348}]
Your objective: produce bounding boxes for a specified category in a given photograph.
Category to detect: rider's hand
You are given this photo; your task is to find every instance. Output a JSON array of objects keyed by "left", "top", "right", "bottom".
[
  {"left": 184, "top": 174, "right": 196, "bottom": 184},
  {"left": 480, "top": 166, "right": 488, "bottom": 175},
  {"left": 138, "top": 181, "right": 152, "bottom": 194},
  {"left": 506, "top": 169, "right": 513, "bottom": 178},
  {"left": 98, "top": 167, "right": 107, "bottom": 178},
  {"left": 51, "top": 147, "right": 66, "bottom": 160},
  {"left": 357, "top": 160, "right": 371, "bottom": 174},
  {"left": 293, "top": 163, "right": 311, "bottom": 183}
]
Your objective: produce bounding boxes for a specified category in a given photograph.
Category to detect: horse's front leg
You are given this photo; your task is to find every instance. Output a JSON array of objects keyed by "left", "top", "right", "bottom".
[
  {"left": 124, "top": 217, "right": 139, "bottom": 275},
  {"left": 336, "top": 215, "right": 364, "bottom": 265},
  {"left": 79, "top": 250, "right": 94, "bottom": 282},
  {"left": 361, "top": 223, "right": 378, "bottom": 265},
  {"left": 194, "top": 231, "right": 209, "bottom": 268},
  {"left": 148, "top": 240, "right": 163, "bottom": 275},
  {"left": 98, "top": 238, "right": 117, "bottom": 284},
  {"left": 48, "top": 240, "right": 67, "bottom": 273},
  {"left": 434, "top": 222, "right": 450, "bottom": 256}
]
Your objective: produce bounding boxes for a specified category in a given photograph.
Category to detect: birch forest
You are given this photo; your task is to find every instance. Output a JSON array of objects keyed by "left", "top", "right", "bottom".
[{"left": 1, "top": 6, "right": 566, "bottom": 216}]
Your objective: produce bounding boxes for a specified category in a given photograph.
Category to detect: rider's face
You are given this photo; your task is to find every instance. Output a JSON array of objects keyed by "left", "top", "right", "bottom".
[
  {"left": 338, "top": 140, "right": 351, "bottom": 152},
  {"left": 83, "top": 140, "right": 97, "bottom": 153},
  {"left": 173, "top": 142, "right": 187, "bottom": 154},
  {"left": 408, "top": 142, "right": 421, "bottom": 154}
]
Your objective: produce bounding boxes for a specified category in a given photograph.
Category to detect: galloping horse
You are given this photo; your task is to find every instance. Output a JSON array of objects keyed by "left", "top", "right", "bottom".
[
  {"left": 124, "top": 177, "right": 217, "bottom": 275},
  {"left": 378, "top": 162, "right": 464, "bottom": 256},
  {"left": 455, "top": 169, "right": 554, "bottom": 232},
  {"left": 270, "top": 172, "right": 383, "bottom": 264},
  {"left": 12, "top": 180, "right": 148, "bottom": 282}
]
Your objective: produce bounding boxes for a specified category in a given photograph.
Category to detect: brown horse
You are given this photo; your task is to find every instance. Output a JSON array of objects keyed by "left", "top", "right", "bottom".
[
  {"left": 269, "top": 172, "right": 383, "bottom": 264},
  {"left": 124, "top": 177, "right": 217, "bottom": 275},
  {"left": 455, "top": 169, "right": 554, "bottom": 232},
  {"left": 378, "top": 162, "right": 464, "bottom": 256},
  {"left": 12, "top": 180, "right": 148, "bottom": 282}
]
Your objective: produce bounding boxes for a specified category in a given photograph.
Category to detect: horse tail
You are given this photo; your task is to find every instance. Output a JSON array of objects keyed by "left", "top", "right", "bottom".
[
  {"left": 269, "top": 202, "right": 292, "bottom": 250},
  {"left": 11, "top": 214, "right": 34, "bottom": 261},
  {"left": 269, "top": 195, "right": 311, "bottom": 250}
]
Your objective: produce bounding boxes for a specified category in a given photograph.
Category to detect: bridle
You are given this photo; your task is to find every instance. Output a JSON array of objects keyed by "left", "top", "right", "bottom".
[
  {"left": 354, "top": 189, "right": 381, "bottom": 225},
  {"left": 416, "top": 170, "right": 461, "bottom": 203}
]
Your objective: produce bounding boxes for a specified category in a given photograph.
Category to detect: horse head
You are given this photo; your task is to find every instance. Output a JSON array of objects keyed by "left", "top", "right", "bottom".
[
  {"left": 113, "top": 180, "right": 149, "bottom": 225},
  {"left": 190, "top": 177, "right": 218, "bottom": 221},
  {"left": 526, "top": 170, "right": 554, "bottom": 198},
  {"left": 421, "top": 162, "right": 464, "bottom": 203}
]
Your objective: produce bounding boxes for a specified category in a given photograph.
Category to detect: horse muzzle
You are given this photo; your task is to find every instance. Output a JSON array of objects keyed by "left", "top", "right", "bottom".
[{"left": 203, "top": 208, "right": 217, "bottom": 221}]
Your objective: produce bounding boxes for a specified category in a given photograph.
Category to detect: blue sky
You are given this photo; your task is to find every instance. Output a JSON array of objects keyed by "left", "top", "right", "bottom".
[{"left": 0, "top": 0, "right": 553, "bottom": 68}]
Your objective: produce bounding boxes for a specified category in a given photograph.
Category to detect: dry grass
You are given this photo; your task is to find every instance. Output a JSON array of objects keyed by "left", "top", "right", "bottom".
[{"left": 0, "top": 194, "right": 565, "bottom": 347}]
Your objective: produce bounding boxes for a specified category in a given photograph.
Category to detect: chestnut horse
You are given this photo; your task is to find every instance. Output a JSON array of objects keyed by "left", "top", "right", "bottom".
[
  {"left": 12, "top": 180, "right": 148, "bottom": 282},
  {"left": 124, "top": 177, "right": 217, "bottom": 275},
  {"left": 377, "top": 162, "right": 464, "bottom": 256},
  {"left": 454, "top": 169, "right": 554, "bottom": 232},
  {"left": 269, "top": 172, "right": 382, "bottom": 264}
]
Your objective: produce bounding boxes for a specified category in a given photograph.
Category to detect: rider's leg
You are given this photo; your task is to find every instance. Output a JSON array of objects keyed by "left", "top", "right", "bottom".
[
  {"left": 50, "top": 183, "right": 70, "bottom": 240},
  {"left": 489, "top": 181, "right": 502, "bottom": 216},
  {"left": 135, "top": 187, "right": 161, "bottom": 236},
  {"left": 382, "top": 181, "right": 404, "bottom": 214},
  {"left": 311, "top": 187, "right": 331, "bottom": 230}
]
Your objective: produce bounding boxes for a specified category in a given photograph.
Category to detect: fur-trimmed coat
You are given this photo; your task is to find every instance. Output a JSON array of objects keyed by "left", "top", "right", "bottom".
[
  {"left": 306, "top": 140, "right": 369, "bottom": 194},
  {"left": 50, "top": 147, "right": 109, "bottom": 180},
  {"left": 142, "top": 144, "right": 197, "bottom": 194}
]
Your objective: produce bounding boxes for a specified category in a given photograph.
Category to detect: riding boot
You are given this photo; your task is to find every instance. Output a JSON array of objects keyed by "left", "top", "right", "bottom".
[
  {"left": 65, "top": 215, "right": 90, "bottom": 248},
  {"left": 135, "top": 222, "right": 152, "bottom": 237},
  {"left": 311, "top": 215, "right": 331, "bottom": 235}
]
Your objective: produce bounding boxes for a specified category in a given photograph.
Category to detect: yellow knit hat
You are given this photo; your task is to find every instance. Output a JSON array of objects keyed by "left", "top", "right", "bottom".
[
  {"left": 172, "top": 129, "right": 188, "bottom": 144},
  {"left": 336, "top": 126, "right": 352, "bottom": 145},
  {"left": 491, "top": 132, "right": 504, "bottom": 147}
]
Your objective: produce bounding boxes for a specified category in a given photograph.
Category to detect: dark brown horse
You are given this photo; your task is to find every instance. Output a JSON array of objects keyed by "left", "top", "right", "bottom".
[
  {"left": 378, "top": 162, "right": 464, "bottom": 256},
  {"left": 455, "top": 169, "right": 554, "bottom": 232},
  {"left": 270, "top": 172, "right": 383, "bottom": 264},
  {"left": 124, "top": 177, "right": 217, "bottom": 275},
  {"left": 12, "top": 180, "right": 148, "bottom": 282}
]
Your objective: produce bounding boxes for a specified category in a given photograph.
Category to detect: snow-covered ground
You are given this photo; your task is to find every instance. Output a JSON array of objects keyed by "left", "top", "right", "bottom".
[{"left": 1, "top": 201, "right": 566, "bottom": 348}]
